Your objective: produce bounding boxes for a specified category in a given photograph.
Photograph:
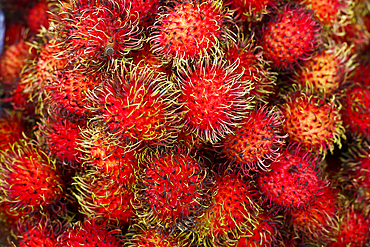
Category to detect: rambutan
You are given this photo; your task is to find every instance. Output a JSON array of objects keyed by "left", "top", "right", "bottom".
[
  {"left": 73, "top": 175, "right": 134, "bottom": 225},
  {"left": 287, "top": 185, "right": 339, "bottom": 244},
  {"left": 221, "top": 105, "right": 286, "bottom": 172},
  {"left": 126, "top": 0, "right": 161, "bottom": 27},
  {"left": 256, "top": 144, "right": 329, "bottom": 210},
  {"left": 280, "top": 90, "right": 345, "bottom": 155},
  {"left": 199, "top": 172, "right": 260, "bottom": 246},
  {"left": 0, "top": 110, "right": 25, "bottom": 152},
  {"left": 88, "top": 64, "right": 181, "bottom": 147},
  {"left": 133, "top": 147, "right": 213, "bottom": 229},
  {"left": 260, "top": 3, "right": 322, "bottom": 70},
  {"left": 339, "top": 82, "right": 370, "bottom": 139},
  {"left": 223, "top": 36, "right": 277, "bottom": 104},
  {"left": 57, "top": 218, "right": 122, "bottom": 247},
  {"left": 0, "top": 139, "right": 64, "bottom": 215},
  {"left": 150, "top": 0, "right": 232, "bottom": 60},
  {"left": 125, "top": 224, "right": 180, "bottom": 246},
  {"left": 292, "top": 41, "right": 356, "bottom": 96},
  {"left": 224, "top": 0, "right": 276, "bottom": 21},
  {"left": 4, "top": 22, "right": 27, "bottom": 47},
  {"left": 26, "top": 1, "right": 51, "bottom": 34},
  {"left": 175, "top": 54, "right": 253, "bottom": 144},
  {"left": 57, "top": 0, "right": 142, "bottom": 68}
]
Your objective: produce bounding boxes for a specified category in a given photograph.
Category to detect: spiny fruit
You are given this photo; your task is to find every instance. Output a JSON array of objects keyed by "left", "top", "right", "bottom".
[
  {"left": 292, "top": 41, "right": 356, "bottom": 96},
  {"left": 199, "top": 173, "right": 260, "bottom": 246},
  {"left": 57, "top": 219, "right": 122, "bottom": 247},
  {"left": 0, "top": 138, "right": 64, "bottom": 215},
  {"left": 224, "top": 0, "right": 276, "bottom": 21},
  {"left": 151, "top": 0, "right": 231, "bottom": 60},
  {"left": 26, "top": 1, "right": 51, "bottom": 34},
  {"left": 88, "top": 64, "right": 181, "bottom": 147},
  {"left": 223, "top": 36, "right": 277, "bottom": 104},
  {"left": 280, "top": 90, "right": 345, "bottom": 155},
  {"left": 340, "top": 82, "right": 370, "bottom": 139},
  {"left": 256, "top": 144, "right": 329, "bottom": 210},
  {"left": 73, "top": 175, "right": 134, "bottom": 225},
  {"left": 134, "top": 147, "right": 213, "bottom": 229},
  {"left": 0, "top": 110, "right": 25, "bottom": 152},
  {"left": 222, "top": 105, "right": 286, "bottom": 172},
  {"left": 125, "top": 224, "right": 180, "bottom": 246},
  {"left": 57, "top": 0, "right": 142, "bottom": 67},
  {"left": 126, "top": 0, "right": 161, "bottom": 27},
  {"left": 175, "top": 54, "right": 253, "bottom": 144},
  {"left": 260, "top": 3, "right": 322, "bottom": 70},
  {"left": 287, "top": 186, "right": 339, "bottom": 244}
]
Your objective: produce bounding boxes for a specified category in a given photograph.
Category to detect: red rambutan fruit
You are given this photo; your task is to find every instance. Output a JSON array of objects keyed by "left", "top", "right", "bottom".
[
  {"left": 0, "top": 110, "right": 25, "bottom": 152},
  {"left": 224, "top": 36, "right": 277, "bottom": 104},
  {"left": 126, "top": 0, "right": 161, "bottom": 27},
  {"left": 260, "top": 3, "right": 322, "bottom": 70},
  {"left": 133, "top": 147, "right": 213, "bottom": 229},
  {"left": 9, "top": 70, "right": 36, "bottom": 116},
  {"left": 175, "top": 54, "right": 253, "bottom": 144},
  {"left": 125, "top": 224, "right": 181, "bottom": 246},
  {"left": 280, "top": 89, "right": 345, "bottom": 155},
  {"left": 88, "top": 64, "right": 181, "bottom": 147},
  {"left": 350, "top": 58, "right": 370, "bottom": 86},
  {"left": 0, "top": 201, "right": 28, "bottom": 231},
  {"left": 73, "top": 175, "right": 134, "bottom": 225},
  {"left": 339, "top": 82, "right": 370, "bottom": 139},
  {"left": 224, "top": 0, "right": 276, "bottom": 21},
  {"left": 57, "top": 218, "right": 122, "bottom": 247},
  {"left": 57, "top": 0, "right": 142, "bottom": 67},
  {"left": 287, "top": 185, "right": 339, "bottom": 245},
  {"left": 328, "top": 207, "right": 370, "bottom": 246},
  {"left": 199, "top": 172, "right": 260, "bottom": 246},
  {"left": 0, "top": 40, "right": 34, "bottom": 90},
  {"left": 256, "top": 144, "right": 329, "bottom": 210},
  {"left": 150, "top": 0, "right": 233, "bottom": 60},
  {"left": 37, "top": 116, "right": 85, "bottom": 166},
  {"left": 77, "top": 126, "right": 138, "bottom": 185},
  {"left": 221, "top": 105, "right": 286, "bottom": 172},
  {"left": 0, "top": 138, "right": 64, "bottom": 215},
  {"left": 292, "top": 41, "right": 356, "bottom": 97},
  {"left": 4, "top": 22, "right": 27, "bottom": 47},
  {"left": 235, "top": 212, "right": 281, "bottom": 247},
  {"left": 26, "top": 1, "right": 51, "bottom": 34}
]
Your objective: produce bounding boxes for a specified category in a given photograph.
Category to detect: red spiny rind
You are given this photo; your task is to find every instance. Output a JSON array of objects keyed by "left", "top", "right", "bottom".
[
  {"left": 77, "top": 127, "right": 138, "bottom": 186},
  {"left": 350, "top": 58, "right": 370, "bottom": 86},
  {"left": 44, "top": 68, "right": 97, "bottom": 118},
  {"left": 0, "top": 139, "right": 64, "bottom": 214},
  {"left": 134, "top": 147, "right": 213, "bottom": 227},
  {"left": 26, "top": 1, "right": 51, "bottom": 34},
  {"left": 176, "top": 55, "right": 253, "bottom": 144},
  {"left": 38, "top": 117, "right": 84, "bottom": 165},
  {"left": 288, "top": 186, "right": 339, "bottom": 244},
  {"left": 126, "top": 0, "right": 161, "bottom": 27},
  {"left": 294, "top": 0, "right": 354, "bottom": 33},
  {"left": 0, "top": 202, "right": 27, "bottom": 231},
  {"left": 260, "top": 3, "right": 322, "bottom": 70},
  {"left": 339, "top": 139, "right": 370, "bottom": 202},
  {"left": 224, "top": 37, "right": 277, "bottom": 104},
  {"left": 329, "top": 207, "right": 370, "bottom": 246},
  {"left": 89, "top": 65, "right": 181, "bottom": 147},
  {"left": 256, "top": 144, "right": 329, "bottom": 209},
  {"left": 292, "top": 42, "right": 356, "bottom": 96},
  {"left": 222, "top": 105, "right": 286, "bottom": 172},
  {"left": 73, "top": 176, "right": 134, "bottom": 225},
  {"left": 339, "top": 83, "right": 370, "bottom": 139},
  {"left": 4, "top": 22, "right": 27, "bottom": 47},
  {"left": 0, "top": 40, "right": 34, "bottom": 90},
  {"left": 58, "top": 0, "right": 142, "bottom": 63},
  {"left": 235, "top": 213, "right": 280, "bottom": 247},
  {"left": 0, "top": 111, "right": 25, "bottom": 152},
  {"left": 10, "top": 70, "right": 36, "bottom": 115},
  {"left": 57, "top": 219, "right": 122, "bottom": 247},
  {"left": 200, "top": 173, "right": 260, "bottom": 245},
  {"left": 176, "top": 128, "right": 206, "bottom": 150},
  {"left": 125, "top": 224, "right": 180, "bottom": 246},
  {"left": 151, "top": 0, "right": 231, "bottom": 60},
  {"left": 280, "top": 90, "right": 345, "bottom": 155},
  {"left": 224, "top": 0, "right": 276, "bottom": 21}
]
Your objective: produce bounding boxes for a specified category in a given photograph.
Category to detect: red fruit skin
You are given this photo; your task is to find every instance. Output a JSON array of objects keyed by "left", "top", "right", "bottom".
[
  {"left": 128, "top": 0, "right": 161, "bottom": 27},
  {"left": 15, "top": 219, "right": 59, "bottom": 247},
  {"left": 151, "top": 0, "right": 228, "bottom": 60},
  {"left": 260, "top": 3, "right": 322, "bottom": 70},
  {"left": 125, "top": 224, "right": 180, "bottom": 246},
  {"left": 0, "top": 111, "right": 25, "bottom": 152},
  {"left": 4, "top": 22, "right": 27, "bottom": 47},
  {"left": 57, "top": 219, "right": 122, "bottom": 247},
  {"left": 27, "top": 1, "right": 51, "bottom": 34},
  {"left": 256, "top": 144, "right": 328, "bottom": 210},
  {"left": 224, "top": 0, "right": 276, "bottom": 21},
  {"left": 0, "top": 139, "right": 64, "bottom": 214}
]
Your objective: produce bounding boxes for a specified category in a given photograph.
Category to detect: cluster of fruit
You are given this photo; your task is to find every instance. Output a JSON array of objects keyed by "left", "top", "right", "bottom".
[{"left": 0, "top": 0, "right": 370, "bottom": 246}]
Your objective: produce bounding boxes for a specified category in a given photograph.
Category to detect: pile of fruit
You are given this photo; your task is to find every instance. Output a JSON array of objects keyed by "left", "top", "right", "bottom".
[{"left": 0, "top": 0, "right": 370, "bottom": 246}]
